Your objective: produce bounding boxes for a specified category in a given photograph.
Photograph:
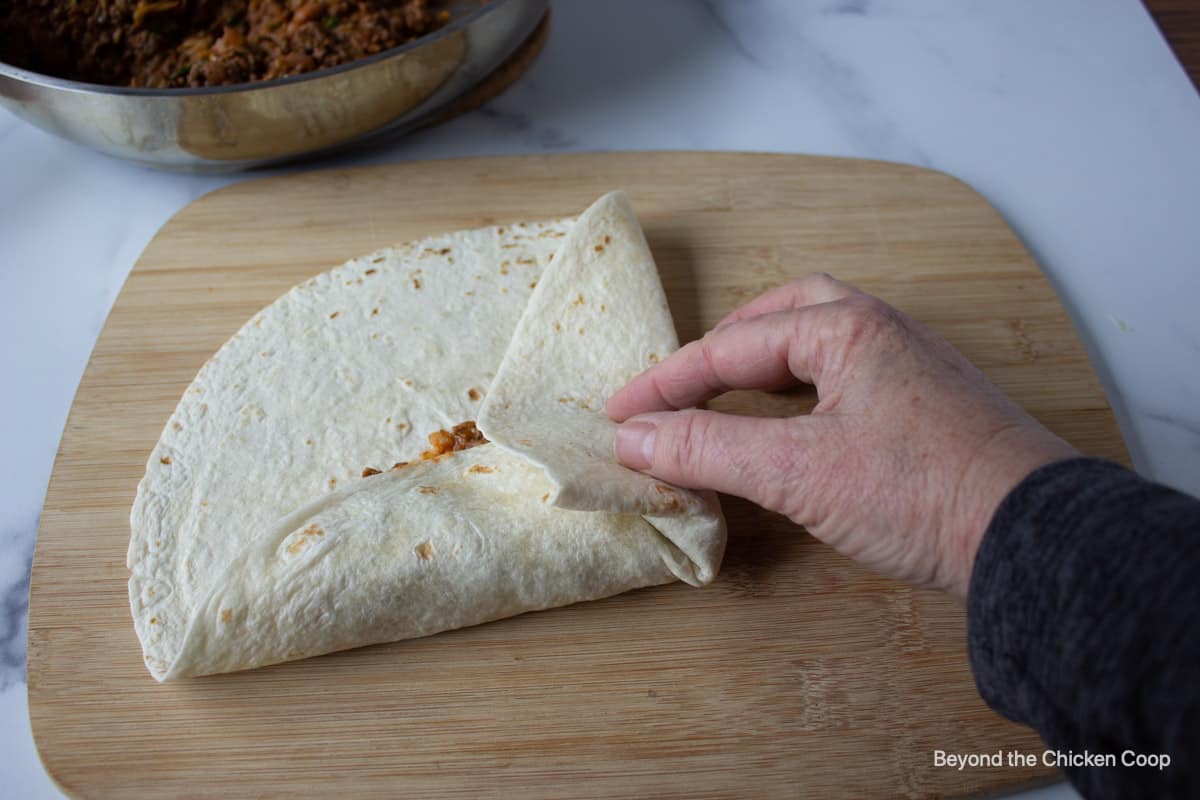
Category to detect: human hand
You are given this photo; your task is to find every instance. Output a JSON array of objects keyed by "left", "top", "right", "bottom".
[{"left": 608, "top": 274, "right": 1077, "bottom": 599}]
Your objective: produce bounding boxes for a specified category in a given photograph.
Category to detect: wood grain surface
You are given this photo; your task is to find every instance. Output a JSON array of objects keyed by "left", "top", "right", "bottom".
[
  {"left": 28, "top": 152, "right": 1128, "bottom": 799},
  {"left": 1146, "top": 0, "right": 1200, "bottom": 90}
]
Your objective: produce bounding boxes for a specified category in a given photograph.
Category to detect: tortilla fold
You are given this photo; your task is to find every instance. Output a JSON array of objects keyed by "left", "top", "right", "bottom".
[{"left": 129, "top": 191, "right": 726, "bottom": 681}]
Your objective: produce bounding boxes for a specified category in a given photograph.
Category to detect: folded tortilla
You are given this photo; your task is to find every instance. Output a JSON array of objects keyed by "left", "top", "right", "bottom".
[{"left": 128, "top": 191, "right": 726, "bottom": 681}]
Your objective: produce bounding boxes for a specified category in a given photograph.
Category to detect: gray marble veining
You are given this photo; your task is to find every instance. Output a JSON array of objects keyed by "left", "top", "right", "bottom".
[
  {"left": 701, "top": 0, "right": 767, "bottom": 68},
  {"left": 0, "top": 523, "right": 33, "bottom": 690}
]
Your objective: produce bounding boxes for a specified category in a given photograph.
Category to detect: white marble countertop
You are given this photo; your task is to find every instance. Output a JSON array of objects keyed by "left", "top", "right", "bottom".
[{"left": 3, "top": 1, "right": 1198, "bottom": 797}]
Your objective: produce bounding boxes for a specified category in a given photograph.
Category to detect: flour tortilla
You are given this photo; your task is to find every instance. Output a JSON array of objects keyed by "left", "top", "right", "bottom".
[
  {"left": 129, "top": 191, "right": 725, "bottom": 681},
  {"left": 477, "top": 193, "right": 723, "bottom": 584}
]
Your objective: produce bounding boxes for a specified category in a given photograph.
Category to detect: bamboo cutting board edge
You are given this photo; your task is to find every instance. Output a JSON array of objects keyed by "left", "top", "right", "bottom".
[{"left": 28, "top": 152, "right": 1127, "bottom": 800}]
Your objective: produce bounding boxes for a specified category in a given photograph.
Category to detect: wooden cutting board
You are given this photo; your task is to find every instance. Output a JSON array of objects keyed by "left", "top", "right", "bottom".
[{"left": 28, "top": 152, "right": 1128, "bottom": 799}]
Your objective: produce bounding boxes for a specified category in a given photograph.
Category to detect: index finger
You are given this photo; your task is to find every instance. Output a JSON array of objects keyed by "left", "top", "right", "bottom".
[
  {"left": 607, "top": 306, "right": 833, "bottom": 422},
  {"left": 715, "top": 273, "right": 861, "bottom": 329}
]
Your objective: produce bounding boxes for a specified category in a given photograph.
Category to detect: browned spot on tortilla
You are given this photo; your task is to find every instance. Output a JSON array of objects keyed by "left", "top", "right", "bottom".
[
  {"left": 648, "top": 352, "right": 660, "bottom": 363},
  {"left": 345, "top": 280, "right": 354, "bottom": 286},
  {"left": 465, "top": 290, "right": 476, "bottom": 296},
  {"left": 372, "top": 256, "right": 384, "bottom": 263},
  {"left": 330, "top": 311, "right": 340, "bottom": 319},
  {"left": 653, "top": 483, "right": 686, "bottom": 512},
  {"left": 529, "top": 281, "right": 538, "bottom": 289},
  {"left": 220, "top": 609, "right": 233, "bottom": 624},
  {"left": 305, "top": 438, "right": 313, "bottom": 445},
  {"left": 159, "top": 456, "right": 172, "bottom": 465},
  {"left": 502, "top": 287, "right": 509, "bottom": 294},
  {"left": 604, "top": 234, "right": 612, "bottom": 244},
  {"left": 386, "top": 417, "right": 392, "bottom": 423},
  {"left": 600, "top": 303, "right": 606, "bottom": 312},
  {"left": 371, "top": 307, "right": 380, "bottom": 316},
  {"left": 287, "top": 523, "right": 325, "bottom": 554},
  {"left": 396, "top": 422, "right": 409, "bottom": 430},
  {"left": 518, "top": 438, "right": 532, "bottom": 445},
  {"left": 594, "top": 244, "right": 605, "bottom": 253},
  {"left": 578, "top": 327, "right": 585, "bottom": 335},
  {"left": 540, "top": 492, "right": 550, "bottom": 502},
  {"left": 439, "top": 248, "right": 451, "bottom": 255},
  {"left": 172, "top": 421, "right": 182, "bottom": 431},
  {"left": 572, "top": 293, "right": 585, "bottom": 306},
  {"left": 548, "top": 253, "right": 554, "bottom": 261},
  {"left": 558, "top": 396, "right": 591, "bottom": 410},
  {"left": 415, "top": 541, "right": 435, "bottom": 560},
  {"left": 412, "top": 278, "right": 422, "bottom": 290},
  {"left": 468, "top": 388, "right": 481, "bottom": 401},
  {"left": 553, "top": 321, "right": 562, "bottom": 332},
  {"left": 364, "top": 268, "right": 377, "bottom": 275},
  {"left": 538, "top": 229, "right": 565, "bottom": 239},
  {"left": 328, "top": 478, "right": 337, "bottom": 488},
  {"left": 149, "top": 617, "right": 159, "bottom": 625},
  {"left": 516, "top": 257, "right": 535, "bottom": 265},
  {"left": 391, "top": 461, "right": 410, "bottom": 471},
  {"left": 501, "top": 243, "right": 519, "bottom": 249},
  {"left": 467, "top": 464, "right": 494, "bottom": 474},
  {"left": 361, "top": 467, "right": 381, "bottom": 477},
  {"left": 497, "top": 227, "right": 505, "bottom": 235},
  {"left": 418, "top": 486, "right": 440, "bottom": 495}
]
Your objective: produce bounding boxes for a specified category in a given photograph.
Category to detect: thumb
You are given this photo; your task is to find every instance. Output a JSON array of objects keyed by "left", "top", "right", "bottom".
[{"left": 614, "top": 409, "right": 809, "bottom": 514}]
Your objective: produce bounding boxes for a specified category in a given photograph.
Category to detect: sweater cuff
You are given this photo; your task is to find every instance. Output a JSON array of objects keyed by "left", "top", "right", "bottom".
[
  {"left": 966, "top": 457, "right": 1132, "bottom": 723},
  {"left": 966, "top": 456, "right": 1200, "bottom": 799}
]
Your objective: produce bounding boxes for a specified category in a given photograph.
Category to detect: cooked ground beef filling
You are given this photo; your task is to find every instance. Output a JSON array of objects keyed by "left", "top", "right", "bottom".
[
  {"left": 421, "top": 420, "right": 487, "bottom": 459},
  {"left": 0, "top": 0, "right": 450, "bottom": 88}
]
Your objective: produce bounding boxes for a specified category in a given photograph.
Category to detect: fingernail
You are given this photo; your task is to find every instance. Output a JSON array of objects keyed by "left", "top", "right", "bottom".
[{"left": 615, "top": 422, "right": 656, "bottom": 470}]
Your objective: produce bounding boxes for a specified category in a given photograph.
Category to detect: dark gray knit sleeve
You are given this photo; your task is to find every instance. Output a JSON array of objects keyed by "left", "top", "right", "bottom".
[{"left": 968, "top": 457, "right": 1200, "bottom": 799}]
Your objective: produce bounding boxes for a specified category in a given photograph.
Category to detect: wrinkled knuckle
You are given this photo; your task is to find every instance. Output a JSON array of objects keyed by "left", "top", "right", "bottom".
[
  {"left": 806, "top": 271, "right": 836, "bottom": 286},
  {"left": 696, "top": 338, "right": 725, "bottom": 392},
  {"left": 787, "top": 308, "right": 816, "bottom": 349},
  {"left": 827, "top": 303, "right": 866, "bottom": 348},
  {"left": 749, "top": 422, "right": 807, "bottom": 514},
  {"left": 647, "top": 360, "right": 697, "bottom": 411},
  {"left": 843, "top": 292, "right": 886, "bottom": 319},
  {"left": 645, "top": 370, "right": 674, "bottom": 410},
  {"left": 660, "top": 410, "right": 709, "bottom": 478},
  {"left": 873, "top": 298, "right": 909, "bottom": 331},
  {"left": 839, "top": 294, "right": 899, "bottom": 340}
]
